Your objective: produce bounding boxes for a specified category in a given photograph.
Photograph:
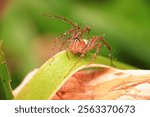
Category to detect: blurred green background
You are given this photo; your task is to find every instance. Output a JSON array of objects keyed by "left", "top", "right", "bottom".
[{"left": 0, "top": 0, "right": 150, "bottom": 89}]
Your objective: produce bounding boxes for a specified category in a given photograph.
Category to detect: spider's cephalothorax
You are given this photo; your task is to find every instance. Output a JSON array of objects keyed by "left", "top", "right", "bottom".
[
  {"left": 69, "top": 39, "right": 88, "bottom": 54},
  {"left": 41, "top": 13, "right": 112, "bottom": 65}
]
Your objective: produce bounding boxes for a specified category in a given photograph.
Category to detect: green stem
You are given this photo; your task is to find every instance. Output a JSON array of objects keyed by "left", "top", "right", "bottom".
[{"left": 0, "top": 41, "right": 13, "bottom": 100}]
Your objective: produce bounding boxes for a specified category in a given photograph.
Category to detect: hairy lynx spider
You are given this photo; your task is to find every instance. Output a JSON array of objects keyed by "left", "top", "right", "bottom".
[
  {"left": 41, "top": 13, "right": 112, "bottom": 66},
  {"left": 42, "top": 13, "right": 113, "bottom": 99}
]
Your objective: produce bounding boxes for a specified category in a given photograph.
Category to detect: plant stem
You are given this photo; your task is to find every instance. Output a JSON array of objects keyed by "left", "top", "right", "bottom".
[{"left": 0, "top": 41, "right": 13, "bottom": 100}]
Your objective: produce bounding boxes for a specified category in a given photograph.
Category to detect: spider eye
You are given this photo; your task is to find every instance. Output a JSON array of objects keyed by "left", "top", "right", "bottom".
[{"left": 73, "top": 37, "right": 80, "bottom": 42}]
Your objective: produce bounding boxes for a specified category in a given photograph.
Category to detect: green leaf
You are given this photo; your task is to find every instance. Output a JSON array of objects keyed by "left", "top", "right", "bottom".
[
  {"left": 14, "top": 51, "right": 136, "bottom": 100},
  {"left": 0, "top": 41, "right": 13, "bottom": 100}
]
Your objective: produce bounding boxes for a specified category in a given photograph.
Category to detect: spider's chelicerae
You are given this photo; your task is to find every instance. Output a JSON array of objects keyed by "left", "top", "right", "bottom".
[{"left": 42, "top": 13, "right": 112, "bottom": 65}]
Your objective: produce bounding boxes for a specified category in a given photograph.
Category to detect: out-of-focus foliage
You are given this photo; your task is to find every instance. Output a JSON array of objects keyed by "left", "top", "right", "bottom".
[{"left": 0, "top": 0, "right": 150, "bottom": 88}]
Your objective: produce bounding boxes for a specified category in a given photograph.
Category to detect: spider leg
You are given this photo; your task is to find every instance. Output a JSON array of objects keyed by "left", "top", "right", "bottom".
[
  {"left": 56, "top": 28, "right": 75, "bottom": 41},
  {"left": 86, "top": 27, "right": 91, "bottom": 40},
  {"left": 53, "top": 28, "right": 75, "bottom": 59},
  {"left": 86, "top": 42, "right": 101, "bottom": 66},
  {"left": 78, "top": 26, "right": 91, "bottom": 40},
  {"left": 63, "top": 52, "right": 86, "bottom": 79},
  {"left": 41, "top": 13, "right": 79, "bottom": 28},
  {"left": 59, "top": 38, "right": 72, "bottom": 60},
  {"left": 63, "top": 37, "right": 94, "bottom": 78},
  {"left": 97, "top": 36, "right": 113, "bottom": 66},
  {"left": 50, "top": 29, "right": 75, "bottom": 63},
  {"left": 59, "top": 37, "right": 71, "bottom": 51},
  {"left": 51, "top": 28, "right": 74, "bottom": 56},
  {"left": 63, "top": 38, "right": 100, "bottom": 81},
  {"left": 58, "top": 27, "right": 81, "bottom": 52},
  {"left": 65, "top": 48, "right": 70, "bottom": 60}
]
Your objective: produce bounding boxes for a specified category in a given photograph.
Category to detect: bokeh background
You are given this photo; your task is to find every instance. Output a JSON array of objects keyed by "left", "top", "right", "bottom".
[{"left": 0, "top": 0, "right": 150, "bottom": 89}]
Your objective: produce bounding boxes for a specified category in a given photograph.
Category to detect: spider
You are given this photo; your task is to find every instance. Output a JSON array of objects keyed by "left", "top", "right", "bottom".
[
  {"left": 41, "top": 13, "right": 112, "bottom": 66},
  {"left": 42, "top": 13, "right": 113, "bottom": 99}
]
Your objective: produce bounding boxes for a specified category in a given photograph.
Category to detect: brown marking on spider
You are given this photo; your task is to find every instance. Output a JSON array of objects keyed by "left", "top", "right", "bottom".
[{"left": 41, "top": 13, "right": 112, "bottom": 65}]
